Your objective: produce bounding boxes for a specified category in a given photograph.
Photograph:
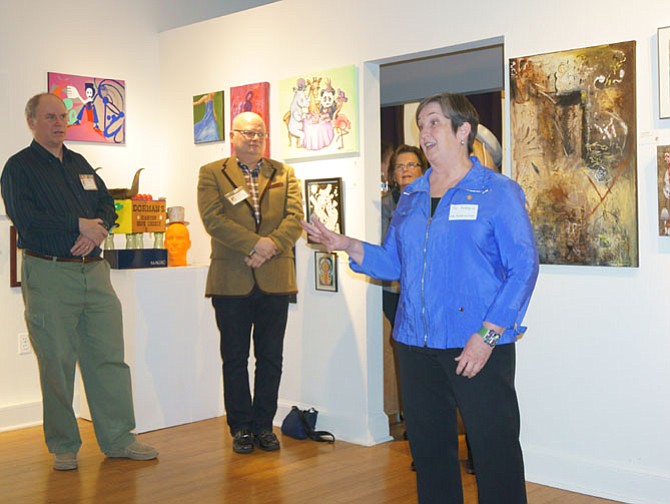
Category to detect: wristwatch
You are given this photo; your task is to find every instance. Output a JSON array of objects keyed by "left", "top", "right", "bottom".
[{"left": 477, "top": 326, "right": 501, "bottom": 347}]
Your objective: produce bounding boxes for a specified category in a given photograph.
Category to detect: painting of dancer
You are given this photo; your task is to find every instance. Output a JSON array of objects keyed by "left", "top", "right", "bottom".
[{"left": 193, "top": 90, "right": 224, "bottom": 144}]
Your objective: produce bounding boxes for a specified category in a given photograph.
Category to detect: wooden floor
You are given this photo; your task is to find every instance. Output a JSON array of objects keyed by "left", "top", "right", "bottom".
[{"left": 0, "top": 417, "right": 621, "bottom": 503}]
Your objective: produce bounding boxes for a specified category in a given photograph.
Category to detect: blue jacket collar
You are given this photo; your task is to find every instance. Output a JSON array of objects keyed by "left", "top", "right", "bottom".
[{"left": 403, "top": 156, "right": 493, "bottom": 195}]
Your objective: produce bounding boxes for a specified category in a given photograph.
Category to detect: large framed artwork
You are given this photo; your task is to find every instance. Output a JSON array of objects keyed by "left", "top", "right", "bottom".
[
  {"left": 510, "top": 41, "right": 638, "bottom": 267},
  {"left": 659, "top": 26, "right": 670, "bottom": 119},
  {"left": 193, "top": 91, "right": 224, "bottom": 144},
  {"left": 48, "top": 72, "right": 125, "bottom": 144},
  {"left": 657, "top": 146, "right": 670, "bottom": 235},
  {"left": 279, "top": 65, "right": 358, "bottom": 160},
  {"left": 304, "top": 177, "right": 343, "bottom": 242},
  {"left": 230, "top": 82, "right": 270, "bottom": 158}
]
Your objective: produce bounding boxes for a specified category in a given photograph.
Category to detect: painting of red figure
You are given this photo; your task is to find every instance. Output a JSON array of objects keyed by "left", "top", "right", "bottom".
[
  {"left": 48, "top": 72, "right": 126, "bottom": 144},
  {"left": 230, "top": 82, "right": 270, "bottom": 158}
]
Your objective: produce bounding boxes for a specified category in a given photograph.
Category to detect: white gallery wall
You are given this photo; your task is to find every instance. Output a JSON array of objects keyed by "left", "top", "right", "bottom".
[
  {"left": 0, "top": 0, "right": 165, "bottom": 428},
  {"left": 0, "top": 0, "right": 669, "bottom": 502}
]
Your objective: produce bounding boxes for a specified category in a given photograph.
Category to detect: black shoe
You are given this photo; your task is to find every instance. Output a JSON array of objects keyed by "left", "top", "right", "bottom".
[
  {"left": 255, "top": 430, "right": 280, "bottom": 451},
  {"left": 232, "top": 430, "right": 254, "bottom": 454},
  {"left": 410, "top": 460, "right": 416, "bottom": 471}
]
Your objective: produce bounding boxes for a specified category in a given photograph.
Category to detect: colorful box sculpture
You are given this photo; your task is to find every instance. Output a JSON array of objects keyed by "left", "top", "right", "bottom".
[
  {"left": 105, "top": 198, "right": 168, "bottom": 269},
  {"left": 114, "top": 199, "right": 167, "bottom": 234}
]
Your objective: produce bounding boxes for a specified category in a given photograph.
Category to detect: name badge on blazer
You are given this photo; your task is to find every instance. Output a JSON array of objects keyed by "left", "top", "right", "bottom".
[
  {"left": 449, "top": 204, "right": 478, "bottom": 220},
  {"left": 225, "top": 187, "right": 249, "bottom": 205}
]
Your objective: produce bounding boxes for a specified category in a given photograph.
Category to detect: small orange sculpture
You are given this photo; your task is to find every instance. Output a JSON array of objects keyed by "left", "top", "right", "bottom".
[{"left": 165, "top": 206, "right": 191, "bottom": 267}]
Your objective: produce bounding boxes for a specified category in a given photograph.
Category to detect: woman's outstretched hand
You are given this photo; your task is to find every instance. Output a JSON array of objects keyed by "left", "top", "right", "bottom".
[{"left": 301, "top": 218, "right": 365, "bottom": 264}]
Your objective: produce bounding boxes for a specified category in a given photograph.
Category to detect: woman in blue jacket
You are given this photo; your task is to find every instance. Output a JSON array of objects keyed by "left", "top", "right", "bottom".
[{"left": 303, "top": 92, "right": 539, "bottom": 504}]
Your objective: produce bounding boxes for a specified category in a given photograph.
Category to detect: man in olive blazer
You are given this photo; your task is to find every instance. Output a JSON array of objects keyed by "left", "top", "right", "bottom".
[{"left": 197, "top": 112, "right": 303, "bottom": 454}]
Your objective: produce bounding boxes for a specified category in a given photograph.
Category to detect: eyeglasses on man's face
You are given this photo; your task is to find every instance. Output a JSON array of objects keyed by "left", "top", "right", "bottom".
[
  {"left": 394, "top": 162, "right": 422, "bottom": 171},
  {"left": 234, "top": 129, "right": 267, "bottom": 140}
]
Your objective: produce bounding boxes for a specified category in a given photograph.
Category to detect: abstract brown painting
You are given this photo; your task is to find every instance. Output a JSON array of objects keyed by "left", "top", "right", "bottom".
[{"left": 510, "top": 41, "right": 638, "bottom": 266}]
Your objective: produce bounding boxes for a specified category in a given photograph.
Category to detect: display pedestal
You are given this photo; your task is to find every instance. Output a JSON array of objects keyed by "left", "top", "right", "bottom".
[{"left": 78, "top": 265, "right": 223, "bottom": 433}]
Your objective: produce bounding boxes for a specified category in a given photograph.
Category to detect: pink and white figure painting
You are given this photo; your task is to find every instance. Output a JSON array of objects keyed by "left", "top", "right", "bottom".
[
  {"left": 48, "top": 72, "right": 126, "bottom": 144},
  {"left": 279, "top": 65, "right": 358, "bottom": 160}
]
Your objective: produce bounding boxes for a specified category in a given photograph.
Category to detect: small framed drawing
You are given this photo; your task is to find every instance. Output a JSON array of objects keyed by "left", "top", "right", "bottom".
[
  {"left": 659, "top": 26, "right": 670, "bottom": 118},
  {"left": 315, "top": 251, "right": 337, "bottom": 292},
  {"left": 10, "top": 225, "right": 21, "bottom": 288},
  {"left": 304, "top": 177, "right": 344, "bottom": 243}
]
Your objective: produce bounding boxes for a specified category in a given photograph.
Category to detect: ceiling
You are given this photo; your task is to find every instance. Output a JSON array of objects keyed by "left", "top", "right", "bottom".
[{"left": 155, "top": 0, "right": 280, "bottom": 32}]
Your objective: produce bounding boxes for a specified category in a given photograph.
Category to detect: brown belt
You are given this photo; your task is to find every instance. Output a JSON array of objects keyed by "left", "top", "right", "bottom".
[{"left": 25, "top": 250, "right": 104, "bottom": 263}]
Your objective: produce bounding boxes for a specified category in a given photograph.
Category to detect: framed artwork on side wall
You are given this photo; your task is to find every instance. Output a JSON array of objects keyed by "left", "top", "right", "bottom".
[
  {"left": 193, "top": 91, "right": 224, "bottom": 144},
  {"left": 279, "top": 65, "right": 358, "bottom": 160},
  {"left": 314, "top": 251, "right": 337, "bottom": 292},
  {"left": 657, "top": 146, "right": 670, "bottom": 235},
  {"left": 10, "top": 225, "right": 21, "bottom": 288},
  {"left": 304, "top": 177, "right": 343, "bottom": 243},
  {"left": 510, "top": 41, "right": 638, "bottom": 267},
  {"left": 230, "top": 82, "right": 270, "bottom": 157},
  {"left": 659, "top": 26, "right": 670, "bottom": 119},
  {"left": 48, "top": 72, "right": 125, "bottom": 144}
]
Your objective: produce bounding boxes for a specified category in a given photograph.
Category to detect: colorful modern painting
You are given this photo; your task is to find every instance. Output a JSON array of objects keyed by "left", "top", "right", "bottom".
[
  {"left": 279, "top": 65, "right": 358, "bottom": 160},
  {"left": 510, "top": 41, "right": 638, "bottom": 267},
  {"left": 657, "top": 145, "right": 670, "bottom": 236},
  {"left": 193, "top": 91, "right": 224, "bottom": 144},
  {"left": 230, "top": 82, "right": 270, "bottom": 157},
  {"left": 48, "top": 72, "right": 125, "bottom": 144}
]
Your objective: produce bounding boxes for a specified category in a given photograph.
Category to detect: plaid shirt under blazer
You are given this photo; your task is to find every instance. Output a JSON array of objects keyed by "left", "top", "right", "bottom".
[{"left": 197, "top": 157, "right": 304, "bottom": 296}]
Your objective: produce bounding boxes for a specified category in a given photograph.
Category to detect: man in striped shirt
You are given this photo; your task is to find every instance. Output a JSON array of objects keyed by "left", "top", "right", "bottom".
[{"left": 1, "top": 93, "right": 157, "bottom": 471}]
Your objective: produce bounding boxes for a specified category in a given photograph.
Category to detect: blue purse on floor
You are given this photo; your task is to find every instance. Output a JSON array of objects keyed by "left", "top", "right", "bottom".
[{"left": 281, "top": 406, "right": 335, "bottom": 443}]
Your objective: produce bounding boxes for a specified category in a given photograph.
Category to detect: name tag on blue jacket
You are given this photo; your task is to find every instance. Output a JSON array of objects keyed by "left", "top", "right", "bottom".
[{"left": 449, "top": 204, "right": 478, "bottom": 220}]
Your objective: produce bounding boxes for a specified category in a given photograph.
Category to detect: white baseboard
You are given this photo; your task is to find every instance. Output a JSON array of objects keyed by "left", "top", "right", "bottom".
[
  {"left": 0, "top": 401, "right": 42, "bottom": 432},
  {"left": 525, "top": 445, "right": 670, "bottom": 504},
  {"left": 275, "top": 400, "right": 392, "bottom": 446}
]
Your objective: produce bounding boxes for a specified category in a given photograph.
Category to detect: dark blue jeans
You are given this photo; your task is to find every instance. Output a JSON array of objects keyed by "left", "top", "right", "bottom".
[
  {"left": 396, "top": 342, "right": 526, "bottom": 504},
  {"left": 212, "top": 289, "right": 289, "bottom": 436}
]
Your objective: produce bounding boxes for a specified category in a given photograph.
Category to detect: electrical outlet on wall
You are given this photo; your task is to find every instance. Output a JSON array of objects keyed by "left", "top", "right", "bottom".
[{"left": 18, "top": 333, "right": 31, "bottom": 355}]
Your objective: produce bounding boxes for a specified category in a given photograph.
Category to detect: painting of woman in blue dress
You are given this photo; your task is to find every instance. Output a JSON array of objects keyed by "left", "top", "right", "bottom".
[{"left": 193, "top": 91, "right": 224, "bottom": 143}]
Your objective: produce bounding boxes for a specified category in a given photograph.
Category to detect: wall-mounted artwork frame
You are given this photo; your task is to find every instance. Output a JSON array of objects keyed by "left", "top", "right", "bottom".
[
  {"left": 657, "top": 146, "right": 670, "bottom": 235},
  {"left": 659, "top": 26, "right": 670, "bottom": 119},
  {"left": 10, "top": 226, "right": 21, "bottom": 288},
  {"left": 48, "top": 72, "right": 126, "bottom": 144},
  {"left": 279, "top": 65, "right": 358, "bottom": 160},
  {"left": 193, "top": 91, "right": 224, "bottom": 144},
  {"left": 304, "top": 177, "right": 343, "bottom": 242},
  {"left": 315, "top": 251, "right": 337, "bottom": 292},
  {"left": 230, "top": 82, "right": 270, "bottom": 158},
  {"left": 510, "top": 41, "right": 638, "bottom": 267}
]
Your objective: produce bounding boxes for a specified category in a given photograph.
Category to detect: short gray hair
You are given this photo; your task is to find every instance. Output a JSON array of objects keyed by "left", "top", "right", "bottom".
[{"left": 25, "top": 93, "right": 62, "bottom": 120}]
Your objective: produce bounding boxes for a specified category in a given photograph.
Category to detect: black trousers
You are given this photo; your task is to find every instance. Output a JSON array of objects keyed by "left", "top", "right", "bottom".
[
  {"left": 212, "top": 289, "right": 289, "bottom": 436},
  {"left": 396, "top": 342, "right": 526, "bottom": 504}
]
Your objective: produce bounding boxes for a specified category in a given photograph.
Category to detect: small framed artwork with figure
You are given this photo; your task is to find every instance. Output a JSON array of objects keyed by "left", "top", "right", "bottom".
[
  {"left": 304, "top": 177, "right": 343, "bottom": 243},
  {"left": 315, "top": 251, "right": 337, "bottom": 292}
]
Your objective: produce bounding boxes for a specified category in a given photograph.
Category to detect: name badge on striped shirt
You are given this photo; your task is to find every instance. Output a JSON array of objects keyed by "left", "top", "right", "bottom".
[
  {"left": 225, "top": 186, "right": 249, "bottom": 205},
  {"left": 80, "top": 174, "right": 97, "bottom": 190}
]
